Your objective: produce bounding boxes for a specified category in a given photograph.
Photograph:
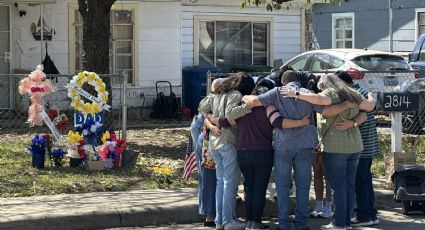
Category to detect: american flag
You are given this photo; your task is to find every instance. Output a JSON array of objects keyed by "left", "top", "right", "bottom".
[{"left": 183, "top": 133, "right": 197, "bottom": 181}]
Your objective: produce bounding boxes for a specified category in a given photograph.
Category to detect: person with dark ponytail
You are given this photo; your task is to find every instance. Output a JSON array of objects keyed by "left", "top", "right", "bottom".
[{"left": 198, "top": 72, "right": 254, "bottom": 230}]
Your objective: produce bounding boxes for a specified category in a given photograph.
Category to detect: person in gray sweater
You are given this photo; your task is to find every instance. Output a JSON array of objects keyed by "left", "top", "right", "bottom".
[{"left": 198, "top": 72, "right": 254, "bottom": 230}]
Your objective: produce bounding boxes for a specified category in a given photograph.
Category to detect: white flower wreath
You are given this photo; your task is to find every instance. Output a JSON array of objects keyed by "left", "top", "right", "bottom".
[{"left": 67, "top": 71, "right": 109, "bottom": 114}]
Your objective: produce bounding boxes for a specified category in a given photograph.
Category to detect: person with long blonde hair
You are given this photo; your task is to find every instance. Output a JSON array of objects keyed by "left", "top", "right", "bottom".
[{"left": 281, "top": 73, "right": 375, "bottom": 230}]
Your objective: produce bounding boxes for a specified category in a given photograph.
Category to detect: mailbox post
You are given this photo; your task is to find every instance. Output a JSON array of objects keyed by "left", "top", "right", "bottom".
[{"left": 377, "top": 92, "right": 419, "bottom": 174}]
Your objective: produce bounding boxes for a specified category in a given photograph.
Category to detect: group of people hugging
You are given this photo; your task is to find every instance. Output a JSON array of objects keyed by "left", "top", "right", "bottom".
[{"left": 189, "top": 69, "right": 381, "bottom": 230}]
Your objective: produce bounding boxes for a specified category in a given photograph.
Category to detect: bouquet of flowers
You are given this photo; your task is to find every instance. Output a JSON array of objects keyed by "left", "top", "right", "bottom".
[
  {"left": 47, "top": 108, "right": 69, "bottom": 132},
  {"left": 76, "top": 118, "right": 103, "bottom": 147},
  {"left": 66, "top": 131, "right": 88, "bottom": 159},
  {"left": 100, "top": 131, "right": 126, "bottom": 169},
  {"left": 51, "top": 148, "right": 66, "bottom": 167},
  {"left": 29, "top": 134, "right": 52, "bottom": 169},
  {"left": 29, "top": 134, "right": 49, "bottom": 155}
]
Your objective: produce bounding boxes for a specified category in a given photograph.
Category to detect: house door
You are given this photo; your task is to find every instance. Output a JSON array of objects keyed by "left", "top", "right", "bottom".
[{"left": 0, "top": 5, "right": 10, "bottom": 108}]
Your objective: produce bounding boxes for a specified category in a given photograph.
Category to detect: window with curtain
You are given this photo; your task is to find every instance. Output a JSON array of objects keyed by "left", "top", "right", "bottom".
[
  {"left": 418, "top": 12, "right": 425, "bottom": 37},
  {"left": 332, "top": 13, "right": 354, "bottom": 48},
  {"left": 74, "top": 9, "right": 134, "bottom": 84},
  {"left": 198, "top": 20, "right": 269, "bottom": 71}
]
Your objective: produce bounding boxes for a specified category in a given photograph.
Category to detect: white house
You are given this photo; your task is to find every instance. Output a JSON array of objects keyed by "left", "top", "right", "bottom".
[{"left": 0, "top": 0, "right": 325, "bottom": 111}]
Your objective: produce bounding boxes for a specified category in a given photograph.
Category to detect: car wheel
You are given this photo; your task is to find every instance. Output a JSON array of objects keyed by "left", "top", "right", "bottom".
[{"left": 402, "top": 112, "right": 424, "bottom": 134}]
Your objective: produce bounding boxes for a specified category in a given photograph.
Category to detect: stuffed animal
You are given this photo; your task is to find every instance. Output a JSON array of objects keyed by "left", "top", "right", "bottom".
[{"left": 18, "top": 65, "right": 54, "bottom": 126}]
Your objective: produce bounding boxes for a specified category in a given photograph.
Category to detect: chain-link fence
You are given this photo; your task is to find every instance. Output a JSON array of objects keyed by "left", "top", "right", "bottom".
[{"left": 0, "top": 73, "right": 128, "bottom": 139}]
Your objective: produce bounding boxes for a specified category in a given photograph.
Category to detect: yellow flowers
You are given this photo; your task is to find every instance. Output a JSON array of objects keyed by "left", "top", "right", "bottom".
[
  {"left": 102, "top": 131, "right": 111, "bottom": 144},
  {"left": 67, "top": 130, "right": 82, "bottom": 144},
  {"left": 76, "top": 79, "right": 84, "bottom": 88},
  {"left": 152, "top": 166, "right": 173, "bottom": 175},
  {"left": 87, "top": 73, "right": 96, "bottom": 82},
  {"left": 68, "top": 71, "right": 109, "bottom": 115}
]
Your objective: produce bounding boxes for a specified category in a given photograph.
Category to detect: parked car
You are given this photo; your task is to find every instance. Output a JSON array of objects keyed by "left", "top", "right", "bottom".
[
  {"left": 279, "top": 48, "right": 417, "bottom": 92},
  {"left": 408, "top": 33, "right": 425, "bottom": 78},
  {"left": 272, "top": 49, "right": 421, "bottom": 133},
  {"left": 401, "top": 34, "right": 425, "bottom": 133}
]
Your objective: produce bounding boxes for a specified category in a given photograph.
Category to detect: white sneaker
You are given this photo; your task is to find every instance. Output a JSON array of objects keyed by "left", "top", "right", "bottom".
[
  {"left": 372, "top": 219, "right": 380, "bottom": 225},
  {"left": 350, "top": 218, "right": 373, "bottom": 227},
  {"left": 320, "top": 223, "right": 346, "bottom": 230},
  {"left": 224, "top": 220, "right": 246, "bottom": 230}
]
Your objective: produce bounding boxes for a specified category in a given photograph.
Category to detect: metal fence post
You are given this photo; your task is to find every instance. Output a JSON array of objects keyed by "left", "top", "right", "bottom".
[
  {"left": 122, "top": 72, "right": 128, "bottom": 140},
  {"left": 206, "top": 70, "right": 211, "bottom": 94}
]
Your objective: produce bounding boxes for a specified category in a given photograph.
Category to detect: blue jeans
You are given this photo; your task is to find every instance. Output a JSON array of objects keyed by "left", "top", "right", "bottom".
[
  {"left": 323, "top": 152, "right": 360, "bottom": 228},
  {"left": 190, "top": 115, "right": 216, "bottom": 215},
  {"left": 274, "top": 148, "right": 313, "bottom": 230},
  {"left": 355, "top": 158, "right": 377, "bottom": 221},
  {"left": 237, "top": 149, "right": 273, "bottom": 222},
  {"left": 211, "top": 144, "right": 240, "bottom": 225},
  {"left": 196, "top": 133, "right": 217, "bottom": 215}
]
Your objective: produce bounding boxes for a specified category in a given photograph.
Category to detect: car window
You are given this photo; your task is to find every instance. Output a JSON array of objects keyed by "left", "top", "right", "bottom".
[
  {"left": 351, "top": 55, "right": 410, "bottom": 71},
  {"left": 287, "top": 54, "right": 311, "bottom": 71},
  {"left": 310, "top": 54, "right": 344, "bottom": 71}
]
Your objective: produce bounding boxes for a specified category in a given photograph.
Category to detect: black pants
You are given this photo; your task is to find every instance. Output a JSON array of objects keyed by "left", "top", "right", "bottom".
[{"left": 237, "top": 149, "right": 273, "bottom": 222}]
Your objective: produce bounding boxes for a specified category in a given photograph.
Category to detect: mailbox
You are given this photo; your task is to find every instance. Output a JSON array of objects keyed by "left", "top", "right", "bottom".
[{"left": 376, "top": 92, "right": 419, "bottom": 112}]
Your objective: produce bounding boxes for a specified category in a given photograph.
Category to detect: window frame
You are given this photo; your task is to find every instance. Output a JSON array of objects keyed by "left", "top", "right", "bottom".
[
  {"left": 194, "top": 15, "right": 274, "bottom": 67},
  {"left": 331, "top": 12, "right": 355, "bottom": 49},
  {"left": 415, "top": 8, "right": 425, "bottom": 39},
  {"left": 68, "top": 3, "right": 139, "bottom": 86}
]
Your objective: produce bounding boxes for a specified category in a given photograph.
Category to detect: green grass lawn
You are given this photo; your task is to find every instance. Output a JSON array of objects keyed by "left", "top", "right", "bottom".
[
  {"left": 0, "top": 129, "right": 197, "bottom": 198},
  {"left": 1, "top": 128, "right": 425, "bottom": 198},
  {"left": 372, "top": 133, "right": 425, "bottom": 178}
]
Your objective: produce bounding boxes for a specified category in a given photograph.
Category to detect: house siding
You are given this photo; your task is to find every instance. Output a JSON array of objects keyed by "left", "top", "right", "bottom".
[
  {"left": 139, "top": 1, "right": 181, "bottom": 87},
  {"left": 312, "top": 0, "right": 425, "bottom": 52},
  {"left": 11, "top": 1, "right": 69, "bottom": 73},
  {"left": 7, "top": 0, "right": 304, "bottom": 111}
]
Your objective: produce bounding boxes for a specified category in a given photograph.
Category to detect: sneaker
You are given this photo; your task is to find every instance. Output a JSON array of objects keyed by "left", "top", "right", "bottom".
[
  {"left": 216, "top": 224, "right": 224, "bottom": 230},
  {"left": 245, "top": 221, "right": 253, "bottom": 230},
  {"left": 250, "top": 222, "right": 269, "bottom": 230},
  {"left": 350, "top": 218, "right": 373, "bottom": 227},
  {"left": 320, "top": 223, "right": 346, "bottom": 230},
  {"left": 224, "top": 220, "right": 246, "bottom": 230},
  {"left": 372, "top": 219, "right": 380, "bottom": 225}
]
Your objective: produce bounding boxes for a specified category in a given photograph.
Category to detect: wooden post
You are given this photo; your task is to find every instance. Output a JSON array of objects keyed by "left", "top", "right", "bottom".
[{"left": 390, "top": 112, "right": 402, "bottom": 153}]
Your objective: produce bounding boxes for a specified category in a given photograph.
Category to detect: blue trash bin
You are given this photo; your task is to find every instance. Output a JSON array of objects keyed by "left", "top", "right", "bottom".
[{"left": 182, "top": 66, "right": 220, "bottom": 116}]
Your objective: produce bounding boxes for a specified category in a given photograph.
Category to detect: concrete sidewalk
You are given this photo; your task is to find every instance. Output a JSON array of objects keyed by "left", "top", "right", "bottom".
[
  {"left": 0, "top": 189, "right": 202, "bottom": 230},
  {"left": 0, "top": 183, "right": 395, "bottom": 230}
]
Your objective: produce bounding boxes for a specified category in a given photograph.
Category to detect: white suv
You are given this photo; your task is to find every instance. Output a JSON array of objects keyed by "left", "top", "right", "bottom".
[{"left": 281, "top": 48, "right": 418, "bottom": 92}]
